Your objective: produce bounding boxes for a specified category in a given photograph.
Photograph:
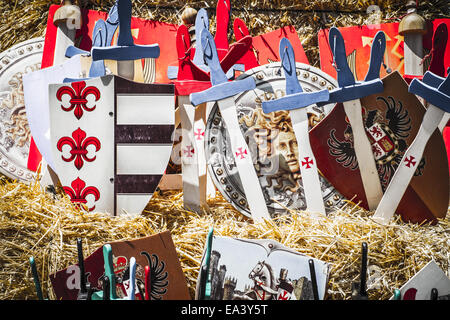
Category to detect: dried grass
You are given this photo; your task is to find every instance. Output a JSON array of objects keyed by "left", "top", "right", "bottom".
[
  {"left": 1, "top": 175, "right": 448, "bottom": 300},
  {"left": 0, "top": 0, "right": 449, "bottom": 301}
]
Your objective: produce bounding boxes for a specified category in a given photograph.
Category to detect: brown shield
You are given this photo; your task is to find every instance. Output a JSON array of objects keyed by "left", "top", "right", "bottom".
[
  {"left": 49, "top": 231, "right": 191, "bottom": 300},
  {"left": 309, "top": 71, "right": 449, "bottom": 224}
]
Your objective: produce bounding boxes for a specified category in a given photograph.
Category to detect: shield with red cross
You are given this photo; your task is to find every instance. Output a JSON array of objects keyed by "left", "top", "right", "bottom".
[
  {"left": 49, "top": 75, "right": 175, "bottom": 215},
  {"left": 309, "top": 71, "right": 449, "bottom": 224}
]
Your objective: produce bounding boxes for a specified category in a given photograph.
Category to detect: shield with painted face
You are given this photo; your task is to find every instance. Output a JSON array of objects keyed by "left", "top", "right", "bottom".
[
  {"left": 49, "top": 74, "right": 174, "bottom": 215},
  {"left": 205, "top": 62, "right": 346, "bottom": 218}
]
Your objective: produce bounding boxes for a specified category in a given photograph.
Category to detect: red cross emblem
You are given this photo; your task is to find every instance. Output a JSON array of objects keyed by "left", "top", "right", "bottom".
[
  {"left": 183, "top": 145, "right": 195, "bottom": 158},
  {"left": 235, "top": 147, "right": 248, "bottom": 160},
  {"left": 194, "top": 129, "right": 205, "bottom": 141},
  {"left": 404, "top": 155, "right": 416, "bottom": 168},
  {"left": 277, "top": 290, "right": 290, "bottom": 300},
  {"left": 301, "top": 156, "right": 314, "bottom": 169}
]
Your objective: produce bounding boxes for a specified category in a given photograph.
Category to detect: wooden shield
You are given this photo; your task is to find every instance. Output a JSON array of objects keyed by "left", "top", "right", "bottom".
[
  {"left": 49, "top": 231, "right": 191, "bottom": 300},
  {"left": 49, "top": 75, "right": 174, "bottom": 215},
  {"left": 309, "top": 71, "right": 449, "bottom": 224}
]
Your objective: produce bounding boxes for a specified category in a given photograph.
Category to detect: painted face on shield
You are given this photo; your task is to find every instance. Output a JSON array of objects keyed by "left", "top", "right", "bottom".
[{"left": 276, "top": 130, "right": 299, "bottom": 174}]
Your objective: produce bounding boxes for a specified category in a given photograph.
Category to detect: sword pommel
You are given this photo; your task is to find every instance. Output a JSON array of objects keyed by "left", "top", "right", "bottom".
[
  {"left": 399, "top": 1, "right": 427, "bottom": 36},
  {"left": 54, "top": 0, "right": 82, "bottom": 30}
]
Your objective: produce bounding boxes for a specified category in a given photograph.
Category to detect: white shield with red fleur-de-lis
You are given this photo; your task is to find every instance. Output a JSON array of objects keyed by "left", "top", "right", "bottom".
[{"left": 49, "top": 74, "right": 174, "bottom": 215}]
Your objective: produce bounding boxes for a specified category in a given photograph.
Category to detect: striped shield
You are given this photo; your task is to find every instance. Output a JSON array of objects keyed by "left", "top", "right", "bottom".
[{"left": 49, "top": 75, "right": 174, "bottom": 215}]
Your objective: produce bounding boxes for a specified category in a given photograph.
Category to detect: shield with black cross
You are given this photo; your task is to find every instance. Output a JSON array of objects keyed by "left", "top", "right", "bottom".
[{"left": 49, "top": 74, "right": 175, "bottom": 215}]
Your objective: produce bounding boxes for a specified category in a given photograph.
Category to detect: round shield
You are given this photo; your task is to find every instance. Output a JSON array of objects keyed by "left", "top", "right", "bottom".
[
  {"left": 0, "top": 38, "right": 43, "bottom": 182},
  {"left": 205, "top": 62, "right": 346, "bottom": 218}
]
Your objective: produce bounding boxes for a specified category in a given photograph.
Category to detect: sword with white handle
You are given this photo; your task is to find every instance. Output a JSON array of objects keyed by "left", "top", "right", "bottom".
[
  {"left": 261, "top": 38, "right": 329, "bottom": 215},
  {"left": 373, "top": 71, "right": 450, "bottom": 224},
  {"left": 321, "top": 28, "right": 386, "bottom": 210},
  {"left": 190, "top": 29, "right": 270, "bottom": 222},
  {"left": 91, "top": 0, "right": 160, "bottom": 80},
  {"left": 53, "top": 0, "right": 82, "bottom": 66}
]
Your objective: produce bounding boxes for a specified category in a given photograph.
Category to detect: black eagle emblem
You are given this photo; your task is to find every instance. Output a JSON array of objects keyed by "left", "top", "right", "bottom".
[{"left": 327, "top": 96, "right": 425, "bottom": 190}]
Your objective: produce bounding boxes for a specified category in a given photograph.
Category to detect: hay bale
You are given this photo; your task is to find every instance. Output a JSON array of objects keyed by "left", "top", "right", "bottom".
[
  {"left": 0, "top": 0, "right": 449, "bottom": 301},
  {"left": 1, "top": 176, "right": 448, "bottom": 300}
]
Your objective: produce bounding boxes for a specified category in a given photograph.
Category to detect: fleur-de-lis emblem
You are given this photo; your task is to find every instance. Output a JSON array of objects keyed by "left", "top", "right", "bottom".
[
  {"left": 56, "top": 81, "right": 101, "bottom": 119},
  {"left": 57, "top": 128, "right": 101, "bottom": 170},
  {"left": 63, "top": 177, "right": 100, "bottom": 212}
]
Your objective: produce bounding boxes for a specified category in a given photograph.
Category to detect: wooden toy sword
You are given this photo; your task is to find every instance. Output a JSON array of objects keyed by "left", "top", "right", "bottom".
[
  {"left": 373, "top": 72, "right": 450, "bottom": 224},
  {"left": 322, "top": 28, "right": 386, "bottom": 210},
  {"left": 190, "top": 29, "right": 271, "bottom": 222},
  {"left": 91, "top": 0, "right": 160, "bottom": 80},
  {"left": 262, "top": 38, "right": 330, "bottom": 215},
  {"left": 53, "top": 0, "right": 82, "bottom": 66}
]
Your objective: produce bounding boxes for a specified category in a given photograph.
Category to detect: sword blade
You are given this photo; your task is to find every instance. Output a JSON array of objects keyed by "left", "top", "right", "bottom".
[
  {"left": 217, "top": 96, "right": 270, "bottom": 222},
  {"left": 289, "top": 107, "right": 326, "bottom": 214},
  {"left": 343, "top": 99, "right": 383, "bottom": 210},
  {"left": 373, "top": 104, "right": 445, "bottom": 224}
]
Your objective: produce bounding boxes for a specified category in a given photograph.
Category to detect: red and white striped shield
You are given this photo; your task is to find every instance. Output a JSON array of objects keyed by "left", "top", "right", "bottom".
[{"left": 49, "top": 75, "right": 174, "bottom": 215}]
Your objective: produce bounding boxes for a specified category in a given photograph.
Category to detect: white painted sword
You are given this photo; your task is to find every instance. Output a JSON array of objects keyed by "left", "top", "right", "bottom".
[
  {"left": 190, "top": 29, "right": 270, "bottom": 222},
  {"left": 322, "top": 28, "right": 386, "bottom": 210},
  {"left": 262, "top": 38, "right": 330, "bottom": 215},
  {"left": 373, "top": 71, "right": 450, "bottom": 224}
]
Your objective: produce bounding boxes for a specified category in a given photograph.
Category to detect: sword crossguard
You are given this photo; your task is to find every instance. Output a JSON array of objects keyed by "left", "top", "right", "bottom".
[
  {"left": 189, "top": 29, "right": 256, "bottom": 106},
  {"left": 65, "top": 1, "right": 120, "bottom": 60},
  {"left": 91, "top": 0, "right": 160, "bottom": 62},
  {"left": 323, "top": 28, "right": 386, "bottom": 103},
  {"left": 262, "top": 38, "right": 329, "bottom": 113},
  {"left": 409, "top": 72, "right": 450, "bottom": 113}
]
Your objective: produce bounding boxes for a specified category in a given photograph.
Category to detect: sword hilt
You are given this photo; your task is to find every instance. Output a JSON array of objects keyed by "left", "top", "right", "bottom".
[
  {"left": 54, "top": 0, "right": 81, "bottom": 29},
  {"left": 91, "top": 0, "right": 160, "bottom": 62},
  {"left": 262, "top": 38, "right": 329, "bottom": 113},
  {"left": 192, "top": 8, "right": 210, "bottom": 68},
  {"left": 409, "top": 72, "right": 450, "bottom": 113},
  {"left": 128, "top": 257, "right": 137, "bottom": 300},
  {"left": 322, "top": 28, "right": 385, "bottom": 103},
  {"left": 189, "top": 29, "right": 256, "bottom": 106}
]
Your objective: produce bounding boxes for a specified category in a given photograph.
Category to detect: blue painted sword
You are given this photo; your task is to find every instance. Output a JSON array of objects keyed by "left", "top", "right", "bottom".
[
  {"left": 91, "top": 0, "right": 160, "bottom": 80},
  {"left": 319, "top": 28, "right": 386, "bottom": 210},
  {"left": 190, "top": 29, "right": 270, "bottom": 222},
  {"left": 262, "top": 38, "right": 330, "bottom": 215},
  {"left": 373, "top": 72, "right": 450, "bottom": 224}
]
